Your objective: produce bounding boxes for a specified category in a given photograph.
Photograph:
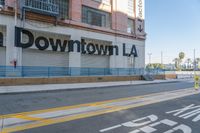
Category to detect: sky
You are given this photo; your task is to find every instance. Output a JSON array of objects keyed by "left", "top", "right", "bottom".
[{"left": 145, "top": 0, "right": 200, "bottom": 64}]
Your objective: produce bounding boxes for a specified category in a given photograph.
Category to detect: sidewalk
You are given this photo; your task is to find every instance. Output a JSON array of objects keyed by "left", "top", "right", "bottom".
[{"left": 0, "top": 79, "right": 193, "bottom": 94}]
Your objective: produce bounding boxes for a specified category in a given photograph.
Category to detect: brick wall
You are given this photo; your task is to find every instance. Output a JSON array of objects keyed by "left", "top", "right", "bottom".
[{"left": 3, "top": 0, "right": 137, "bottom": 35}]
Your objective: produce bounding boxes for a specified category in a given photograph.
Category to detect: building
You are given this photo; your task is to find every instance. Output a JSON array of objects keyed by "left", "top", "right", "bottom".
[{"left": 0, "top": 0, "right": 145, "bottom": 76}]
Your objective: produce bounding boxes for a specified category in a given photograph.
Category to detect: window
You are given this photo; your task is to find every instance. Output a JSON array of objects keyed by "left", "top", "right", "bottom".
[
  {"left": 82, "top": 6, "right": 111, "bottom": 28},
  {"left": 0, "top": 0, "right": 5, "bottom": 6},
  {"left": 23, "top": 0, "right": 59, "bottom": 16},
  {"left": 23, "top": 0, "right": 69, "bottom": 19},
  {"left": 128, "top": 0, "right": 134, "bottom": 16},
  {"left": 93, "top": 0, "right": 111, "bottom": 5},
  {"left": 127, "top": 19, "right": 135, "bottom": 34},
  {"left": 57, "top": 0, "right": 69, "bottom": 19},
  {"left": 48, "top": 0, "right": 70, "bottom": 19}
]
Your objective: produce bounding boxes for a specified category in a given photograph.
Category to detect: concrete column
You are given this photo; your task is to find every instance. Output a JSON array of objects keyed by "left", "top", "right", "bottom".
[
  {"left": 5, "top": 25, "right": 22, "bottom": 77},
  {"left": 71, "top": 0, "right": 82, "bottom": 22},
  {"left": 68, "top": 35, "right": 81, "bottom": 76}
]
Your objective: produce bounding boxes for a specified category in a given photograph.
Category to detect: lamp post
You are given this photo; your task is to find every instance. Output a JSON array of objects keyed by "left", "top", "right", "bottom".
[
  {"left": 161, "top": 51, "right": 163, "bottom": 65},
  {"left": 194, "top": 49, "right": 196, "bottom": 75},
  {"left": 148, "top": 53, "right": 152, "bottom": 65}
]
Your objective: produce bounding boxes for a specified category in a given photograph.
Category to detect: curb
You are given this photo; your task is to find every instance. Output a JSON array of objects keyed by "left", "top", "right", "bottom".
[{"left": 0, "top": 80, "right": 181, "bottom": 95}]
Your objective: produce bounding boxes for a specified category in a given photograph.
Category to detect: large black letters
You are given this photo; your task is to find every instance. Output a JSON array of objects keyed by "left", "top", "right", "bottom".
[
  {"left": 15, "top": 27, "right": 34, "bottom": 48},
  {"left": 131, "top": 45, "right": 138, "bottom": 57},
  {"left": 68, "top": 40, "right": 81, "bottom": 52},
  {"left": 123, "top": 43, "right": 129, "bottom": 56},
  {"left": 35, "top": 37, "right": 49, "bottom": 50},
  {"left": 14, "top": 28, "right": 138, "bottom": 57},
  {"left": 87, "top": 43, "right": 96, "bottom": 54},
  {"left": 49, "top": 38, "right": 67, "bottom": 52},
  {"left": 81, "top": 39, "right": 87, "bottom": 54},
  {"left": 123, "top": 43, "right": 138, "bottom": 57},
  {"left": 96, "top": 45, "right": 108, "bottom": 55}
]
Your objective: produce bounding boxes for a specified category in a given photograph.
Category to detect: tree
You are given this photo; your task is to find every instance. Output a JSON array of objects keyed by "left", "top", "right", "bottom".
[
  {"left": 178, "top": 52, "right": 185, "bottom": 70},
  {"left": 179, "top": 52, "right": 185, "bottom": 61},
  {"left": 196, "top": 58, "right": 200, "bottom": 69},
  {"left": 146, "top": 63, "right": 164, "bottom": 69},
  {"left": 173, "top": 58, "right": 181, "bottom": 70},
  {"left": 186, "top": 58, "right": 192, "bottom": 69}
]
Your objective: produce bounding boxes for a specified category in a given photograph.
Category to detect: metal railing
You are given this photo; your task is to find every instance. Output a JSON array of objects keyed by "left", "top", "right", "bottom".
[
  {"left": 0, "top": 66, "right": 165, "bottom": 78},
  {"left": 22, "top": 0, "right": 59, "bottom": 16}
]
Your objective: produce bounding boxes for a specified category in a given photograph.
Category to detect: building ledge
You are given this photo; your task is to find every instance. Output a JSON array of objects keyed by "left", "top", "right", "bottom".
[{"left": 0, "top": 9, "right": 146, "bottom": 41}]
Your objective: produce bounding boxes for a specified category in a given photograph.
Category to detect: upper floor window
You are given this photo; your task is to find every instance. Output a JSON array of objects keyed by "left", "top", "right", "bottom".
[
  {"left": 128, "top": 0, "right": 134, "bottom": 16},
  {"left": 82, "top": 6, "right": 111, "bottom": 28},
  {"left": 57, "top": 0, "right": 69, "bottom": 19},
  {"left": 127, "top": 19, "right": 135, "bottom": 34},
  {"left": 23, "top": 0, "right": 69, "bottom": 19}
]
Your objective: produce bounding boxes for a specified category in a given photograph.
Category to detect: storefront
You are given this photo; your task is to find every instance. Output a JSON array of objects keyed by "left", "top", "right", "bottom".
[
  {"left": 19, "top": 28, "right": 70, "bottom": 67},
  {"left": 0, "top": 15, "right": 145, "bottom": 77}
]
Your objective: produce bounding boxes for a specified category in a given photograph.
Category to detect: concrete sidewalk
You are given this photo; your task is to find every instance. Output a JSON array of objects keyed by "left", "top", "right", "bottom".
[{"left": 0, "top": 79, "right": 193, "bottom": 94}]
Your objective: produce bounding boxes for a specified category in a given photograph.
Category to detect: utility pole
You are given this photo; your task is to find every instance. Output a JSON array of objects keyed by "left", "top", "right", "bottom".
[
  {"left": 194, "top": 49, "right": 196, "bottom": 72},
  {"left": 148, "top": 53, "right": 152, "bottom": 65},
  {"left": 161, "top": 51, "right": 163, "bottom": 65}
]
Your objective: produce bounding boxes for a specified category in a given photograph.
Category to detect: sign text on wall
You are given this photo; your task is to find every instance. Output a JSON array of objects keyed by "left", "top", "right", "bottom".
[{"left": 15, "top": 27, "right": 138, "bottom": 57}]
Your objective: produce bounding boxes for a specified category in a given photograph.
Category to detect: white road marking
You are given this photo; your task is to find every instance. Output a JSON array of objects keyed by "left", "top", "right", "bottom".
[{"left": 99, "top": 125, "right": 122, "bottom": 132}]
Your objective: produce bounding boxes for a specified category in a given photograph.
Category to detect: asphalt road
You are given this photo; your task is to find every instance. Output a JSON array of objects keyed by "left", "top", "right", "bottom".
[
  {"left": 0, "top": 81, "right": 193, "bottom": 115},
  {"left": 17, "top": 93, "right": 200, "bottom": 133}
]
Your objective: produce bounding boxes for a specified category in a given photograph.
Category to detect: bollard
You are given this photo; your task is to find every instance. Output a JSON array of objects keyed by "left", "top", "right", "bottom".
[{"left": 194, "top": 75, "right": 199, "bottom": 90}]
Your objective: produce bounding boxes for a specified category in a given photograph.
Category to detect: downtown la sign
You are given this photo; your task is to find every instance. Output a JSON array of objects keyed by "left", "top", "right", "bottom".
[{"left": 14, "top": 27, "right": 138, "bottom": 57}]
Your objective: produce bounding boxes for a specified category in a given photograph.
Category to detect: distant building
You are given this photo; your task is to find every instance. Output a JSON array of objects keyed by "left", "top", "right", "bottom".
[
  {"left": 0, "top": 0, "right": 146, "bottom": 75},
  {"left": 164, "top": 64, "right": 176, "bottom": 70}
]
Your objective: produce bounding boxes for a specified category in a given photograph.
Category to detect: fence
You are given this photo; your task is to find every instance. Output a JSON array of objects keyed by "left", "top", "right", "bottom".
[
  {"left": 0, "top": 66, "right": 166, "bottom": 78},
  {"left": 22, "top": 0, "right": 59, "bottom": 16}
]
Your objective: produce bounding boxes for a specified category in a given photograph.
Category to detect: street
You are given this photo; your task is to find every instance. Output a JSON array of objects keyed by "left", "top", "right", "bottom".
[
  {"left": 15, "top": 94, "right": 200, "bottom": 133},
  {"left": 0, "top": 80, "right": 199, "bottom": 133},
  {"left": 0, "top": 81, "right": 193, "bottom": 114}
]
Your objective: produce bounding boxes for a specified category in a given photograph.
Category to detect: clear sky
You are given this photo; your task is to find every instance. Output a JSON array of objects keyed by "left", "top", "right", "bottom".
[{"left": 145, "top": 0, "right": 200, "bottom": 64}]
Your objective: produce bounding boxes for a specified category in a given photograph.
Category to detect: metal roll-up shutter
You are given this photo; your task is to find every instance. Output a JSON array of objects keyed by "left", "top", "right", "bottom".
[
  {"left": 81, "top": 54, "right": 109, "bottom": 68},
  {"left": 0, "top": 47, "right": 6, "bottom": 77},
  {"left": 22, "top": 49, "right": 69, "bottom": 67},
  {"left": 0, "top": 47, "right": 6, "bottom": 66}
]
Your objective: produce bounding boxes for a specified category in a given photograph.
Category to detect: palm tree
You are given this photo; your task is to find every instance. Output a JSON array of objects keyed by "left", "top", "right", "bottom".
[
  {"left": 179, "top": 52, "right": 185, "bottom": 61},
  {"left": 196, "top": 58, "right": 200, "bottom": 69},
  {"left": 178, "top": 52, "right": 185, "bottom": 70},
  {"left": 186, "top": 58, "right": 192, "bottom": 69},
  {"left": 173, "top": 58, "right": 180, "bottom": 70}
]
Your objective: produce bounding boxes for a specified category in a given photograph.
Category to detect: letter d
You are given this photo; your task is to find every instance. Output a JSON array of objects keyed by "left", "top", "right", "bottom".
[{"left": 15, "top": 27, "right": 34, "bottom": 48}]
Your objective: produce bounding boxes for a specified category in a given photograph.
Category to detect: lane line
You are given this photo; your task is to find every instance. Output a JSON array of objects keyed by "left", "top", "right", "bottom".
[
  {"left": 14, "top": 115, "right": 44, "bottom": 121},
  {"left": 99, "top": 125, "right": 122, "bottom": 132},
  {"left": 0, "top": 91, "right": 161, "bottom": 119},
  {"left": 2, "top": 88, "right": 199, "bottom": 133},
  {"left": 0, "top": 88, "right": 193, "bottom": 119},
  {"left": 1, "top": 102, "right": 154, "bottom": 133},
  {"left": 1, "top": 88, "right": 199, "bottom": 133}
]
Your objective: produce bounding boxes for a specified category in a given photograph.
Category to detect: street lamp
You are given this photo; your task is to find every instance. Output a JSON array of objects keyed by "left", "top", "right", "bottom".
[{"left": 148, "top": 53, "right": 152, "bottom": 65}]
